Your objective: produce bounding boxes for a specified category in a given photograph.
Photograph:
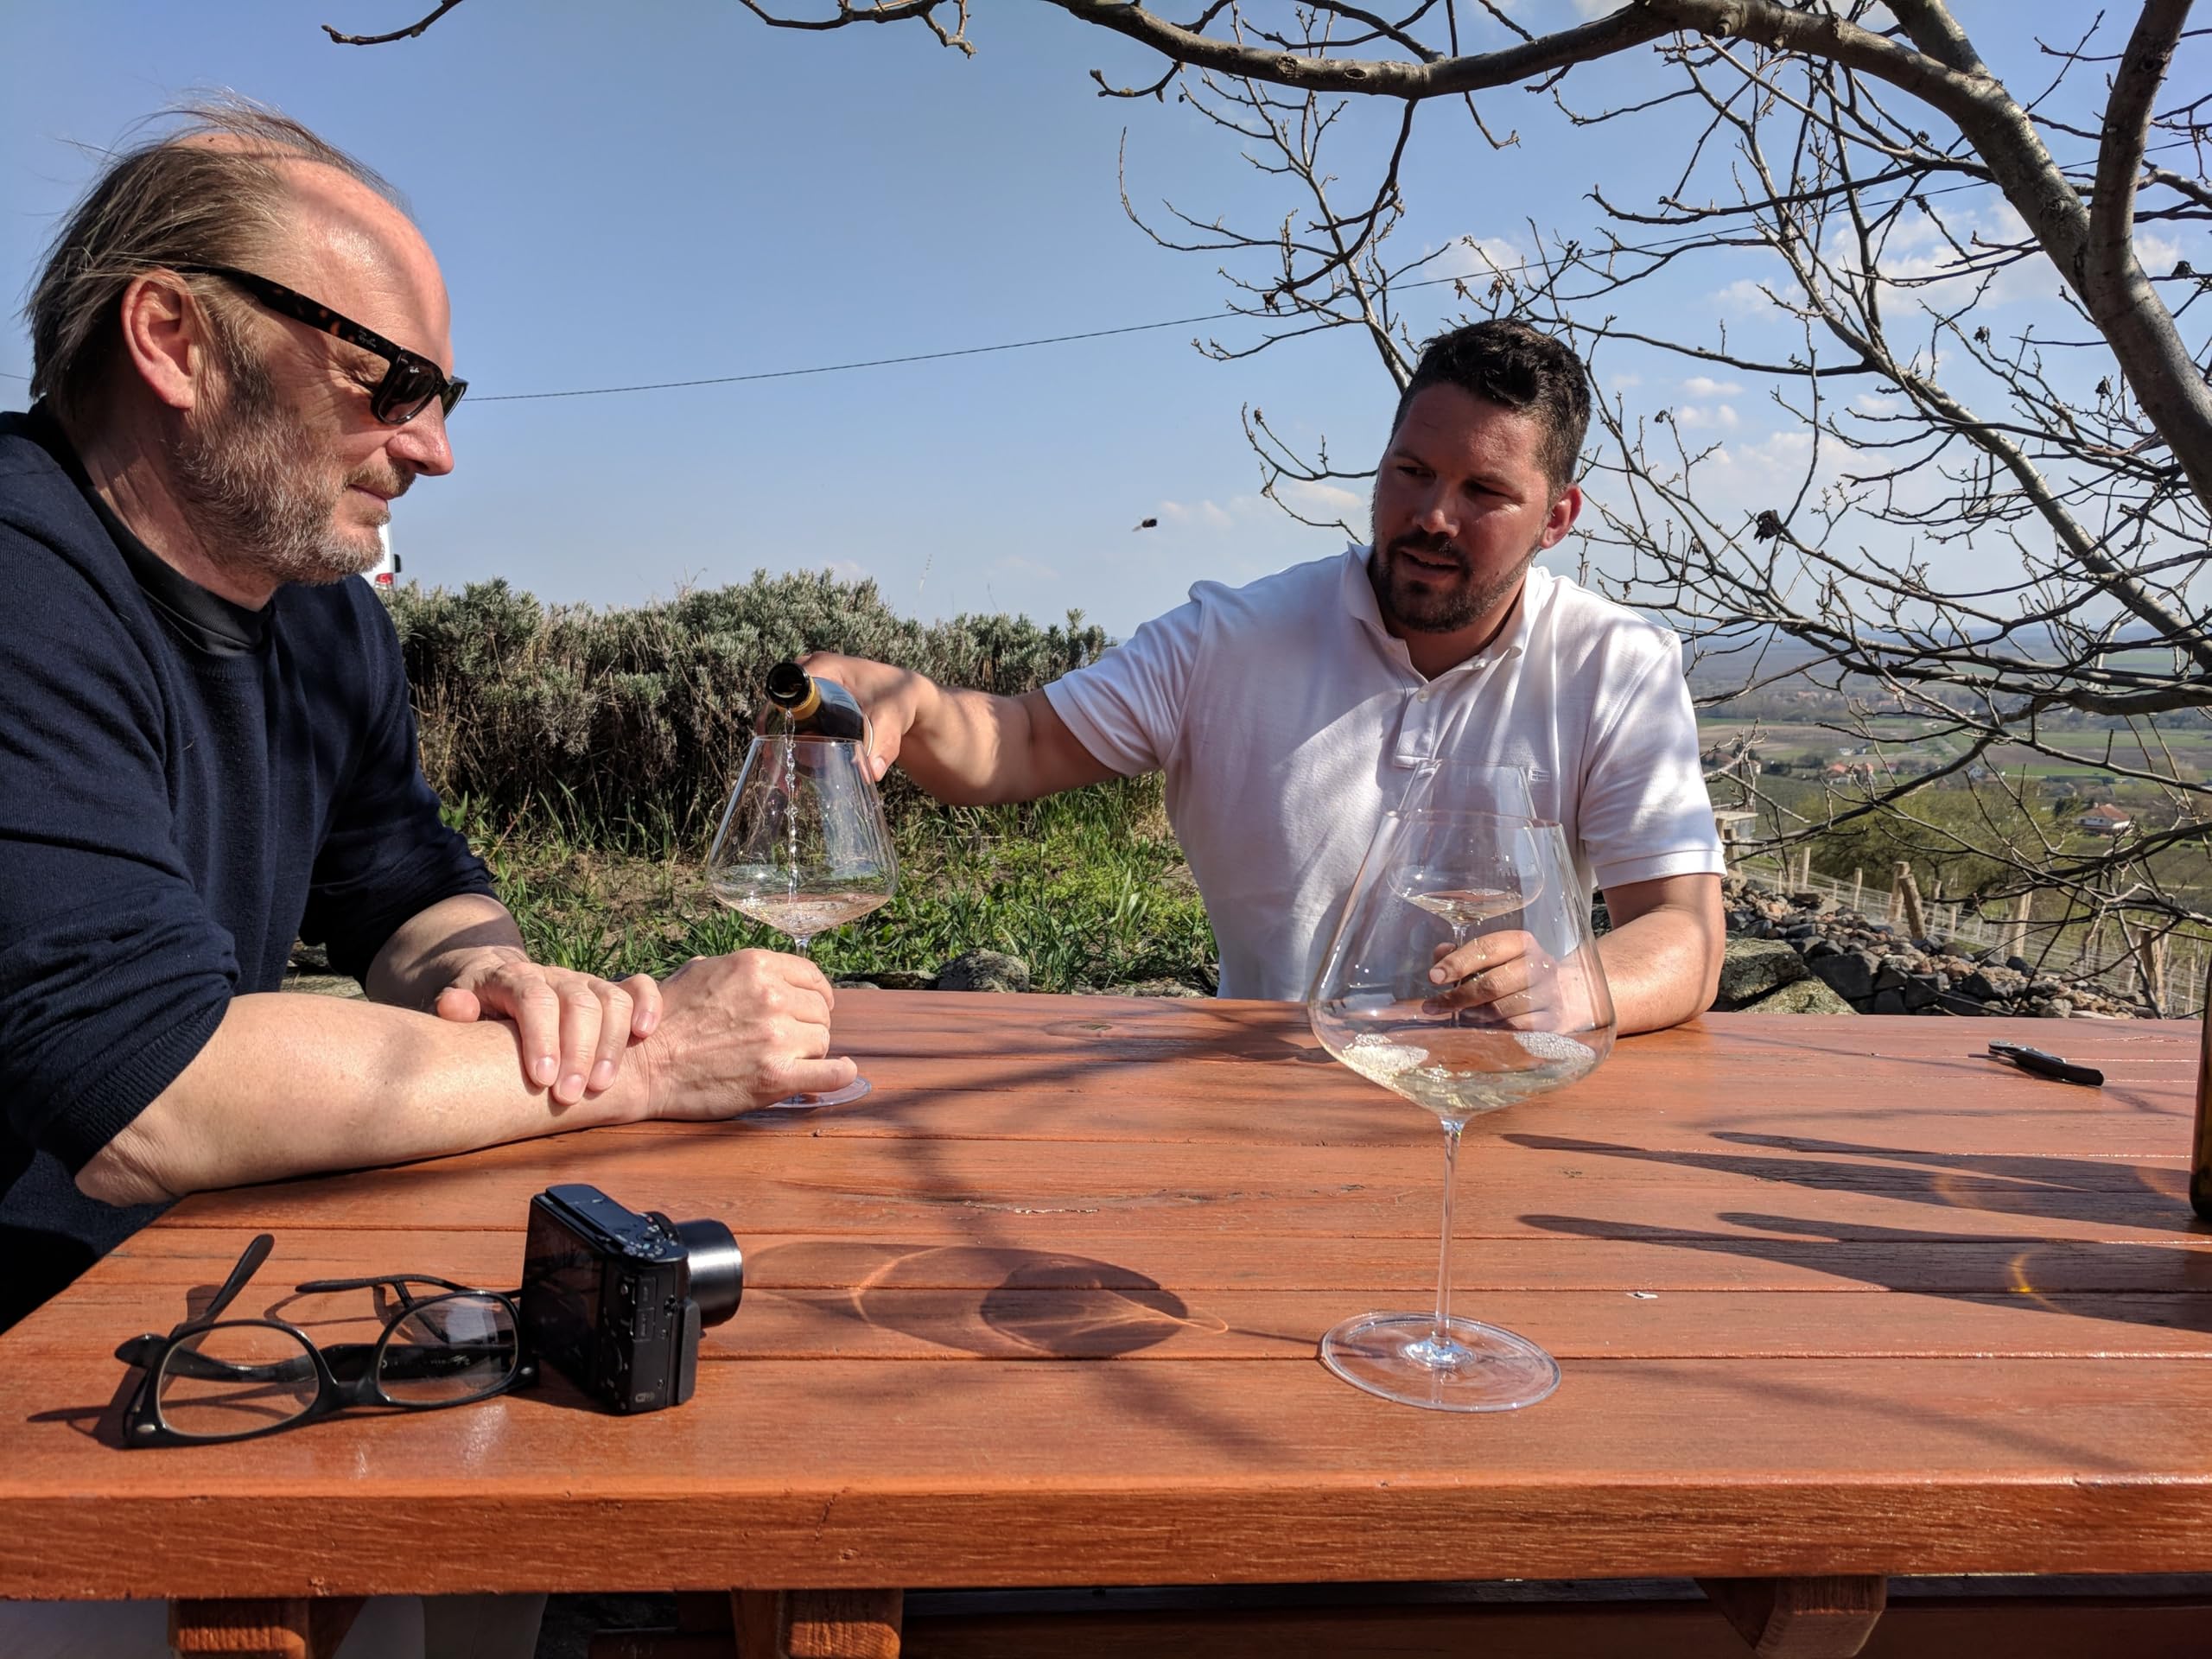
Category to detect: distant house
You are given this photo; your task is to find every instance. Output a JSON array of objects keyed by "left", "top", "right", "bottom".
[{"left": 2078, "top": 803, "right": 2133, "bottom": 836}]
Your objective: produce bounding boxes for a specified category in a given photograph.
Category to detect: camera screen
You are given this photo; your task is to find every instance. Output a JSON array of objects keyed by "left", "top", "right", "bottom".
[{"left": 521, "top": 1204, "right": 602, "bottom": 1366}]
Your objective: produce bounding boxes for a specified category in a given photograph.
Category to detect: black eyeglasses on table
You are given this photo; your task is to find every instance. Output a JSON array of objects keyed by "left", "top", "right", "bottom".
[
  {"left": 114, "top": 1233, "right": 531, "bottom": 1447},
  {"left": 169, "top": 263, "right": 467, "bottom": 426}
]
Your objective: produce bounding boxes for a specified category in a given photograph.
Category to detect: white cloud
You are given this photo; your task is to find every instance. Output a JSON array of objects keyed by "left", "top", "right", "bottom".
[
  {"left": 1714, "top": 277, "right": 1775, "bottom": 313},
  {"left": 825, "top": 559, "right": 869, "bottom": 584},
  {"left": 1275, "top": 478, "right": 1366, "bottom": 521},
  {"left": 994, "top": 554, "right": 1059, "bottom": 580},
  {"left": 1683, "top": 375, "right": 1744, "bottom": 397},
  {"left": 1156, "top": 499, "right": 1237, "bottom": 532},
  {"left": 2139, "top": 231, "right": 2184, "bottom": 275},
  {"left": 1428, "top": 233, "right": 1533, "bottom": 289},
  {"left": 1675, "top": 403, "right": 1740, "bottom": 429},
  {"left": 1607, "top": 372, "right": 1643, "bottom": 391}
]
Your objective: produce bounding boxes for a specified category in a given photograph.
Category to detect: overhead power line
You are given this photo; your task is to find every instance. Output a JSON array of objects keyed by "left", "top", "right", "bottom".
[{"left": 467, "top": 311, "right": 1234, "bottom": 403}]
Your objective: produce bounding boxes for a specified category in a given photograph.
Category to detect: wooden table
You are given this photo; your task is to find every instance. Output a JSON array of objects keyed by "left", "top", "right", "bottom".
[{"left": 3, "top": 994, "right": 2209, "bottom": 1659}]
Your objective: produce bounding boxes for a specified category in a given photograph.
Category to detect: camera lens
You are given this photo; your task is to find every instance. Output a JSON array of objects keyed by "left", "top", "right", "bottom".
[{"left": 674, "top": 1218, "right": 743, "bottom": 1325}]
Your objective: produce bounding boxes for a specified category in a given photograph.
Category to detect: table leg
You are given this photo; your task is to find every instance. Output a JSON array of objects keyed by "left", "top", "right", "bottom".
[
  {"left": 732, "top": 1589, "right": 902, "bottom": 1659},
  {"left": 1697, "top": 1575, "right": 1887, "bottom": 1658},
  {"left": 168, "top": 1596, "right": 365, "bottom": 1659}
]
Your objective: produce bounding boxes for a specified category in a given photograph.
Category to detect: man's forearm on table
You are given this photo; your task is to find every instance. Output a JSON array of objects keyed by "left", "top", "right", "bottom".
[
  {"left": 365, "top": 891, "right": 526, "bottom": 1008},
  {"left": 75, "top": 991, "right": 645, "bottom": 1206},
  {"left": 1596, "top": 901, "right": 1724, "bottom": 1034}
]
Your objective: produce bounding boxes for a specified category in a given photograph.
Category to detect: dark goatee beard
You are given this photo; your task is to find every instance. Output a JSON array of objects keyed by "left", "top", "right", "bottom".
[
  {"left": 1369, "top": 530, "right": 1532, "bottom": 635},
  {"left": 172, "top": 351, "right": 386, "bottom": 588}
]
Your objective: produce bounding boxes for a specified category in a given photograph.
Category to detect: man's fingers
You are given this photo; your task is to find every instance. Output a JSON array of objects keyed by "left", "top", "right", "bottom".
[
  {"left": 759, "top": 950, "right": 837, "bottom": 1008},
  {"left": 434, "top": 986, "right": 485, "bottom": 1024},
  {"left": 588, "top": 984, "right": 636, "bottom": 1093},
  {"left": 762, "top": 1056, "right": 859, "bottom": 1104},
  {"left": 625, "top": 974, "right": 662, "bottom": 1038},
  {"left": 1422, "top": 957, "right": 1535, "bottom": 1016},
  {"left": 474, "top": 968, "right": 565, "bottom": 1089},
  {"left": 555, "top": 987, "right": 607, "bottom": 1105}
]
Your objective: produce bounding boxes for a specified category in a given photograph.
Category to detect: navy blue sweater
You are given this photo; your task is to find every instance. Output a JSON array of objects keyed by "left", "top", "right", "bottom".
[{"left": 0, "top": 408, "right": 493, "bottom": 1325}]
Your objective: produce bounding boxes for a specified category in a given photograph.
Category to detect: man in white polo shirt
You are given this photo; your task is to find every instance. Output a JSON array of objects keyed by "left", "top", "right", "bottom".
[{"left": 805, "top": 320, "right": 1726, "bottom": 1031}]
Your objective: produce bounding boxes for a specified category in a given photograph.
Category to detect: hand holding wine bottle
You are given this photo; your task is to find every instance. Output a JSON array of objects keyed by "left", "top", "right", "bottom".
[{"left": 782, "top": 652, "right": 931, "bottom": 782}]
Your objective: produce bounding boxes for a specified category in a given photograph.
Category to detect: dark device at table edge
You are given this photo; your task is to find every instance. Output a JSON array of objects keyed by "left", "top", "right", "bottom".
[{"left": 519, "top": 1184, "right": 744, "bottom": 1414}]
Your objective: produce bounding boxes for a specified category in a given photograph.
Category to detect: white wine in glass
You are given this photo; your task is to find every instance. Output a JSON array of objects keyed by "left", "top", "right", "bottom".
[
  {"left": 1307, "top": 804, "right": 1615, "bottom": 1411},
  {"left": 706, "top": 734, "right": 897, "bottom": 1108}
]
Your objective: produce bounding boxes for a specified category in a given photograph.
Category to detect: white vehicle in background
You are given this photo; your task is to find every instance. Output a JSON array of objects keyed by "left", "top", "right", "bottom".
[{"left": 364, "top": 522, "right": 402, "bottom": 590}]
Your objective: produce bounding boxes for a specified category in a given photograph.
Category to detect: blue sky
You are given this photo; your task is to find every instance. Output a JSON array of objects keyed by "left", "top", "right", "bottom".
[{"left": 4, "top": 3, "right": 2201, "bottom": 639}]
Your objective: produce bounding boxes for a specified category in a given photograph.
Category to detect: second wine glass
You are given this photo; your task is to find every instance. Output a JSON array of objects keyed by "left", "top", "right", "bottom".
[
  {"left": 1307, "top": 804, "right": 1616, "bottom": 1411},
  {"left": 706, "top": 734, "right": 897, "bottom": 1108}
]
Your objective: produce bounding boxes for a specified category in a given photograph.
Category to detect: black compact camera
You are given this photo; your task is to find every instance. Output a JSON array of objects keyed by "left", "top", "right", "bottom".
[{"left": 519, "top": 1184, "right": 744, "bottom": 1414}]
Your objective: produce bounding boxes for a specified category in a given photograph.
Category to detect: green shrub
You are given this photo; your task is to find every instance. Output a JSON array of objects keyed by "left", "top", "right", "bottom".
[{"left": 389, "top": 572, "right": 1110, "bottom": 842}]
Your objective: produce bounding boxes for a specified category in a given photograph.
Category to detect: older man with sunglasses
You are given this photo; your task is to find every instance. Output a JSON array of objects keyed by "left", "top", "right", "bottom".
[{"left": 0, "top": 102, "right": 856, "bottom": 1342}]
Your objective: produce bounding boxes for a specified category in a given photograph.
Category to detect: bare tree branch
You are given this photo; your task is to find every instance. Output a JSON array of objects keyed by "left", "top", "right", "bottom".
[{"left": 323, "top": 0, "right": 467, "bottom": 46}]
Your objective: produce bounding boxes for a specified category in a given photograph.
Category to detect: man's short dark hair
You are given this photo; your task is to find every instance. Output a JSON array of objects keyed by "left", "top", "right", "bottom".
[{"left": 1392, "top": 319, "right": 1592, "bottom": 493}]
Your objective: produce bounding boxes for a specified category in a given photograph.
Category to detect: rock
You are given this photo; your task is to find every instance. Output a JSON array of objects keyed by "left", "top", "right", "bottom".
[
  {"left": 1958, "top": 967, "right": 2025, "bottom": 1001},
  {"left": 868, "top": 971, "right": 937, "bottom": 991},
  {"left": 1738, "top": 976, "right": 1858, "bottom": 1015},
  {"left": 1809, "top": 950, "right": 1877, "bottom": 1003},
  {"left": 1873, "top": 953, "right": 1913, "bottom": 993},
  {"left": 2005, "top": 955, "right": 2033, "bottom": 975},
  {"left": 1084, "top": 978, "right": 1206, "bottom": 998},
  {"left": 1938, "top": 990, "right": 1993, "bottom": 1017},
  {"left": 934, "top": 950, "right": 1032, "bottom": 994},
  {"left": 1713, "top": 939, "right": 1810, "bottom": 1010},
  {"left": 1803, "top": 938, "right": 1843, "bottom": 962},
  {"left": 282, "top": 971, "right": 364, "bottom": 1000},
  {"left": 1867, "top": 988, "right": 1907, "bottom": 1015},
  {"left": 1901, "top": 977, "right": 1942, "bottom": 1012}
]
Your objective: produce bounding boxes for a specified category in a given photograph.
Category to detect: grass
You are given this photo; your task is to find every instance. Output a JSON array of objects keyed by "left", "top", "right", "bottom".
[{"left": 450, "top": 778, "right": 1217, "bottom": 995}]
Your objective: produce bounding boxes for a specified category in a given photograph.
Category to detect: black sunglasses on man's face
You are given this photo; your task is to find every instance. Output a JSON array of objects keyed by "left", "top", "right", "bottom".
[{"left": 171, "top": 263, "right": 467, "bottom": 426}]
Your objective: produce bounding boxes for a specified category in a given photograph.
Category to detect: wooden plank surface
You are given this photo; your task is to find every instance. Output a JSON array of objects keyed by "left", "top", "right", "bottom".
[{"left": 2, "top": 996, "right": 2208, "bottom": 1602}]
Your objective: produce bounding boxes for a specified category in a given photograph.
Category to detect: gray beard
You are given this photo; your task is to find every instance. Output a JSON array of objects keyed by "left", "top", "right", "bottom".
[{"left": 172, "top": 353, "right": 380, "bottom": 588}]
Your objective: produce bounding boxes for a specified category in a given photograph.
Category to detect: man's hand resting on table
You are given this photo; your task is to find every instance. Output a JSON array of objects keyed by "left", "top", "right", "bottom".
[
  {"left": 1424, "top": 931, "right": 1609, "bottom": 1033},
  {"left": 630, "top": 950, "right": 858, "bottom": 1116},
  {"left": 77, "top": 948, "right": 855, "bottom": 1207},
  {"left": 432, "top": 947, "right": 858, "bottom": 1114},
  {"left": 430, "top": 945, "right": 662, "bottom": 1105}
]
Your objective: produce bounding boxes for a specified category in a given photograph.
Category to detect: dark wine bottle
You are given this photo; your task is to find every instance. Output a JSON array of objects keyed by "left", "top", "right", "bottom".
[
  {"left": 761, "top": 662, "right": 872, "bottom": 745},
  {"left": 2194, "top": 960, "right": 2212, "bottom": 1221}
]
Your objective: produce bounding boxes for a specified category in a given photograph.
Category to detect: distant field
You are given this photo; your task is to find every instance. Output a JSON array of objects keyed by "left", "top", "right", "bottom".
[{"left": 1698, "top": 715, "right": 2210, "bottom": 786}]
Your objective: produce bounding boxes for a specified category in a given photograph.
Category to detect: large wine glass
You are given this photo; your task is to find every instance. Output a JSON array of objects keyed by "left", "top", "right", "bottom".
[
  {"left": 706, "top": 734, "right": 897, "bottom": 1108},
  {"left": 1306, "top": 804, "right": 1616, "bottom": 1410}
]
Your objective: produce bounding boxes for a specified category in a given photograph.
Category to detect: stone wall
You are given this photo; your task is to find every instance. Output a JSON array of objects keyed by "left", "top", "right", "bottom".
[{"left": 1714, "top": 877, "right": 2137, "bottom": 1019}]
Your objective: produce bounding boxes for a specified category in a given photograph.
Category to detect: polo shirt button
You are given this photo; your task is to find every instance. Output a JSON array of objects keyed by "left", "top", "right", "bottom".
[{"left": 1416, "top": 690, "right": 1432, "bottom": 702}]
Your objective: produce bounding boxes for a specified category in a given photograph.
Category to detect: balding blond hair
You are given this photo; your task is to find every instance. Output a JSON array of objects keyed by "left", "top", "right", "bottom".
[{"left": 25, "top": 97, "right": 409, "bottom": 428}]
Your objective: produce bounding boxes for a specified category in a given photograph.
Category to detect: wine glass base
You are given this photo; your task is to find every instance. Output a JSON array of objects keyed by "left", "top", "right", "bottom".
[
  {"left": 1319, "top": 1312, "right": 1560, "bottom": 1412},
  {"left": 763, "top": 1077, "right": 873, "bottom": 1110}
]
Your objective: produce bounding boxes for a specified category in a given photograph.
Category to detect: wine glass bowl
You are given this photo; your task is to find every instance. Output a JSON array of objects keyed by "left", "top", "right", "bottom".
[
  {"left": 1306, "top": 804, "right": 1615, "bottom": 1410},
  {"left": 706, "top": 734, "right": 897, "bottom": 1108}
]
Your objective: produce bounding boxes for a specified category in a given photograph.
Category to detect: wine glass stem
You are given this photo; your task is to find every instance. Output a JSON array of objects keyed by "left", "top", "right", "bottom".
[
  {"left": 789, "top": 935, "right": 813, "bottom": 957},
  {"left": 1432, "top": 1119, "right": 1464, "bottom": 1347}
]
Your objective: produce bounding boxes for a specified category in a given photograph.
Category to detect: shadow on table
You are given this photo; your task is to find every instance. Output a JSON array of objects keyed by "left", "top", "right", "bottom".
[
  {"left": 749, "top": 1239, "right": 1312, "bottom": 1359},
  {"left": 1507, "top": 1129, "right": 2201, "bottom": 1230},
  {"left": 1510, "top": 1129, "right": 2212, "bottom": 1334}
]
